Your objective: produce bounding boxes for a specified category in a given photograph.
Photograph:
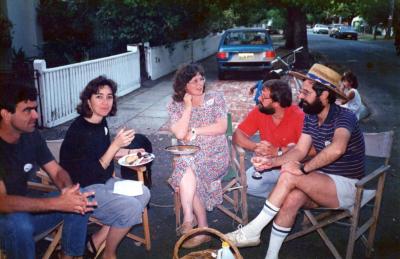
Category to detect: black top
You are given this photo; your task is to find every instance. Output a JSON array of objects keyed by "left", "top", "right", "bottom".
[
  {"left": 0, "top": 130, "right": 53, "bottom": 195},
  {"left": 60, "top": 116, "right": 113, "bottom": 187}
]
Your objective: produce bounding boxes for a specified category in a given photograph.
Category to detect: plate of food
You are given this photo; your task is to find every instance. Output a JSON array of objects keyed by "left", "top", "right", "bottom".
[
  {"left": 165, "top": 145, "right": 200, "bottom": 155},
  {"left": 118, "top": 152, "right": 155, "bottom": 167}
]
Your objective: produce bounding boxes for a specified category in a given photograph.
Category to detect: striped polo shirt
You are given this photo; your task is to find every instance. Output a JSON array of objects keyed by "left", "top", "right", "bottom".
[{"left": 303, "top": 104, "right": 365, "bottom": 179}]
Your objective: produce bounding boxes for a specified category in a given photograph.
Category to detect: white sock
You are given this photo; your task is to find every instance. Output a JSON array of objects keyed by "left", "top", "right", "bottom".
[
  {"left": 243, "top": 200, "right": 279, "bottom": 237},
  {"left": 265, "top": 221, "right": 291, "bottom": 259}
]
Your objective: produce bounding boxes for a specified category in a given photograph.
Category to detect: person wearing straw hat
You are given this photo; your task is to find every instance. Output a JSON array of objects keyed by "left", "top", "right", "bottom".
[{"left": 225, "top": 64, "right": 365, "bottom": 259}]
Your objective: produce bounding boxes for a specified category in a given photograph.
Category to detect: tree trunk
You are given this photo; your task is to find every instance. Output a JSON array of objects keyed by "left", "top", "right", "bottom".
[
  {"left": 284, "top": 9, "right": 295, "bottom": 49},
  {"left": 394, "top": 0, "right": 400, "bottom": 55},
  {"left": 285, "top": 6, "right": 310, "bottom": 69}
]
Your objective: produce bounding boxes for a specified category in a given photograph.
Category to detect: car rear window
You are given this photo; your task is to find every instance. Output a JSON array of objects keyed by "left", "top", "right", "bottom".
[{"left": 223, "top": 31, "right": 270, "bottom": 45}]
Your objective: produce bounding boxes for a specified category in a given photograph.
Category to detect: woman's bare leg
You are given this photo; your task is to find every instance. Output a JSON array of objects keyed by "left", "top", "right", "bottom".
[
  {"left": 102, "top": 226, "right": 131, "bottom": 259},
  {"left": 179, "top": 167, "right": 196, "bottom": 224}
]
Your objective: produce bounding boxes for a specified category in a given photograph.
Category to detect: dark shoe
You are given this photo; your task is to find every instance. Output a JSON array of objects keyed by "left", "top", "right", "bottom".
[{"left": 84, "top": 234, "right": 97, "bottom": 259}]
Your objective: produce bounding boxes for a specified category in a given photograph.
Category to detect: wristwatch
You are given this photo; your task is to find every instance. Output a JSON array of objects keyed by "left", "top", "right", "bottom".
[
  {"left": 299, "top": 163, "right": 308, "bottom": 174},
  {"left": 189, "top": 128, "right": 197, "bottom": 141}
]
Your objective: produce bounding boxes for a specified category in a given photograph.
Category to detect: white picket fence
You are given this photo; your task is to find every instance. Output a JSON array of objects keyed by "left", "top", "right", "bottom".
[{"left": 34, "top": 47, "right": 141, "bottom": 128}]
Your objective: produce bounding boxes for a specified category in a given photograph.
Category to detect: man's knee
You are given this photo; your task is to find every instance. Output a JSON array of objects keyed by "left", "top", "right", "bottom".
[
  {"left": 281, "top": 190, "right": 307, "bottom": 211},
  {"left": 276, "top": 171, "right": 297, "bottom": 188}
]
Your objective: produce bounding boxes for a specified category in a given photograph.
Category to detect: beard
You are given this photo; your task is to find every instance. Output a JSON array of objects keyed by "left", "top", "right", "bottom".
[
  {"left": 258, "top": 103, "right": 275, "bottom": 115},
  {"left": 299, "top": 98, "right": 324, "bottom": 115}
]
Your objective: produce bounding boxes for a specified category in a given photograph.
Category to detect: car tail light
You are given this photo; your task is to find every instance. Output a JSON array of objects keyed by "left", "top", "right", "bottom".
[
  {"left": 217, "top": 52, "right": 228, "bottom": 59},
  {"left": 265, "top": 51, "right": 276, "bottom": 59}
]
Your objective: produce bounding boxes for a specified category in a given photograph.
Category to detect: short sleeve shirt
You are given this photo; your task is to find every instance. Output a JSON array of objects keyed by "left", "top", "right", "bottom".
[
  {"left": 302, "top": 104, "right": 365, "bottom": 179},
  {"left": 0, "top": 130, "right": 54, "bottom": 195},
  {"left": 238, "top": 105, "right": 304, "bottom": 148}
]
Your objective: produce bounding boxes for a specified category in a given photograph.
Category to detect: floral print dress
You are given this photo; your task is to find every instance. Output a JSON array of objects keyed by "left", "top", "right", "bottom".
[{"left": 167, "top": 91, "right": 229, "bottom": 211}]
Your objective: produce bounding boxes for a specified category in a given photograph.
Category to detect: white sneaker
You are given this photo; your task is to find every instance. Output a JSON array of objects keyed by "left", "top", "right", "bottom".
[{"left": 225, "top": 225, "right": 261, "bottom": 248}]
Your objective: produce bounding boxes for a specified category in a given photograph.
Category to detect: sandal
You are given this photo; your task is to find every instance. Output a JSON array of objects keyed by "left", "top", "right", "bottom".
[
  {"left": 176, "top": 218, "right": 198, "bottom": 236},
  {"left": 84, "top": 234, "right": 97, "bottom": 259}
]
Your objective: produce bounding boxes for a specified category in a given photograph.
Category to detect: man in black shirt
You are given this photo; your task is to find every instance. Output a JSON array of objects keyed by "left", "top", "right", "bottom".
[{"left": 0, "top": 84, "right": 96, "bottom": 259}]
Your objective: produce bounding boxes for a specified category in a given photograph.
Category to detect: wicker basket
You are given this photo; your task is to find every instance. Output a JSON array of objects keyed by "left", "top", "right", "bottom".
[{"left": 173, "top": 227, "right": 243, "bottom": 259}]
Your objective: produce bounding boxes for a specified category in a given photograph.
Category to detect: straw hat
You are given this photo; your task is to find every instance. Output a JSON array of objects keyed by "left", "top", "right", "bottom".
[{"left": 289, "top": 64, "right": 347, "bottom": 100}]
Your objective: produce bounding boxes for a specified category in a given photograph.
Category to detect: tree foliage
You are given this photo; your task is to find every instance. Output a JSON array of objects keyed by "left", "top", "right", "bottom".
[{"left": 0, "top": 14, "right": 12, "bottom": 49}]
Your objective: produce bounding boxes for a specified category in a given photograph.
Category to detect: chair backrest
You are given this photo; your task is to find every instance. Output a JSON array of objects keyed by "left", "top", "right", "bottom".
[
  {"left": 46, "top": 139, "right": 64, "bottom": 162},
  {"left": 363, "top": 131, "right": 394, "bottom": 165},
  {"left": 226, "top": 113, "right": 233, "bottom": 137}
]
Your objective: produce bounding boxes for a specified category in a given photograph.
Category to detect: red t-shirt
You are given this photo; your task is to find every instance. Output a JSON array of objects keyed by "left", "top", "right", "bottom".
[{"left": 238, "top": 105, "right": 304, "bottom": 148}]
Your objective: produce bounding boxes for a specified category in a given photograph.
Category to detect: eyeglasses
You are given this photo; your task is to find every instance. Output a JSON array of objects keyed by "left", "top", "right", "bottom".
[
  {"left": 187, "top": 76, "right": 205, "bottom": 85},
  {"left": 299, "top": 89, "right": 312, "bottom": 97}
]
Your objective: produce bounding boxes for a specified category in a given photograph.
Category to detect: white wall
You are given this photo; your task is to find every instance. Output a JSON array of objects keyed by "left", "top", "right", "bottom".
[
  {"left": 146, "top": 33, "right": 221, "bottom": 80},
  {"left": 6, "top": 0, "right": 42, "bottom": 57}
]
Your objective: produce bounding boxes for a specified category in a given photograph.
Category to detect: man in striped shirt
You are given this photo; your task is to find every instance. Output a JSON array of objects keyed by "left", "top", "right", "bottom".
[{"left": 226, "top": 64, "right": 365, "bottom": 259}]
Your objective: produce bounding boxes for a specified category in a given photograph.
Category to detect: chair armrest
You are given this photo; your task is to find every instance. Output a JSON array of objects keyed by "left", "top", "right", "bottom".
[
  {"left": 356, "top": 165, "right": 390, "bottom": 188},
  {"left": 36, "top": 170, "right": 53, "bottom": 184},
  {"left": 27, "top": 181, "right": 58, "bottom": 192},
  {"left": 234, "top": 144, "right": 246, "bottom": 157}
]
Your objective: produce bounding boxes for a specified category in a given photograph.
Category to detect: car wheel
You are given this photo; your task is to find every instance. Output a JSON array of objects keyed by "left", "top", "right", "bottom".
[{"left": 218, "top": 70, "right": 226, "bottom": 80}]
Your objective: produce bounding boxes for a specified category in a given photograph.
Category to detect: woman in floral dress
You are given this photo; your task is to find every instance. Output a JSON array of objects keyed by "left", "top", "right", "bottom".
[{"left": 168, "top": 63, "right": 229, "bottom": 248}]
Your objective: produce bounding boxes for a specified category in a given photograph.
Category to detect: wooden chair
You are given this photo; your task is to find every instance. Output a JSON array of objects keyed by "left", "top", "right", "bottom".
[
  {"left": 285, "top": 130, "right": 394, "bottom": 259},
  {"left": 36, "top": 139, "right": 151, "bottom": 256},
  {"left": 172, "top": 113, "right": 248, "bottom": 235},
  {"left": 0, "top": 221, "right": 63, "bottom": 259}
]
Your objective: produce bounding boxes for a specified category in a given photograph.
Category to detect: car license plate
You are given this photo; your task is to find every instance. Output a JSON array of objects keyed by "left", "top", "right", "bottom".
[
  {"left": 238, "top": 53, "right": 254, "bottom": 60},
  {"left": 347, "top": 35, "right": 352, "bottom": 38}
]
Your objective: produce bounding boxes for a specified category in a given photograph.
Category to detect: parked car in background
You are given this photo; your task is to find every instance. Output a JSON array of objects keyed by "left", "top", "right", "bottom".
[
  {"left": 329, "top": 24, "right": 342, "bottom": 37},
  {"left": 312, "top": 24, "right": 329, "bottom": 34},
  {"left": 216, "top": 28, "right": 275, "bottom": 80},
  {"left": 331, "top": 26, "right": 358, "bottom": 40}
]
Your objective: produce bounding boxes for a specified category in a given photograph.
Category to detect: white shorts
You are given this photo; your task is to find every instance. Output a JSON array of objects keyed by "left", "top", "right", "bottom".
[{"left": 323, "top": 172, "right": 359, "bottom": 210}]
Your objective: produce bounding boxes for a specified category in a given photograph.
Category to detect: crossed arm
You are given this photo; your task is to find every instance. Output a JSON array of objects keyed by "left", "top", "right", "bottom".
[
  {"left": 254, "top": 128, "right": 351, "bottom": 175},
  {"left": 171, "top": 107, "right": 227, "bottom": 141}
]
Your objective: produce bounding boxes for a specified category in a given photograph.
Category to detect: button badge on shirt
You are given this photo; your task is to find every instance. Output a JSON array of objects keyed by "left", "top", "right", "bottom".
[
  {"left": 206, "top": 98, "right": 214, "bottom": 106},
  {"left": 23, "top": 163, "right": 33, "bottom": 173}
]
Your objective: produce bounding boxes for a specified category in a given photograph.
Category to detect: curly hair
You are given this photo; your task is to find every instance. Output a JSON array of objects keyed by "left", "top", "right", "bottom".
[
  {"left": 76, "top": 76, "right": 118, "bottom": 118},
  {"left": 341, "top": 71, "right": 358, "bottom": 89},
  {"left": 262, "top": 79, "right": 292, "bottom": 108},
  {"left": 172, "top": 63, "right": 205, "bottom": 102}
]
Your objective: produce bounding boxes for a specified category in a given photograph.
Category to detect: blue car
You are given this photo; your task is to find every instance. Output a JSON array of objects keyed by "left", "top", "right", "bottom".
[{"left": 216, "top": 28, "right": 276, "bottom": 79}]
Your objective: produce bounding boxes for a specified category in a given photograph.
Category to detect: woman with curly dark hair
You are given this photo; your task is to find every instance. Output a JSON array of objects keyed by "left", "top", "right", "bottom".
[
  {"left": 168, "top": 64, "right": 229, "bottom": 248},
  {"left": 60, "top": 76, "right": 150, "bottom": 259}
]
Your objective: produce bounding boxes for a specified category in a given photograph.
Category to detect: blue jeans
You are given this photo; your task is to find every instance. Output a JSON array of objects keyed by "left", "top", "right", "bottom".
[{"left": 0, "top": 211, "right": 89, "bottom": 259}]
